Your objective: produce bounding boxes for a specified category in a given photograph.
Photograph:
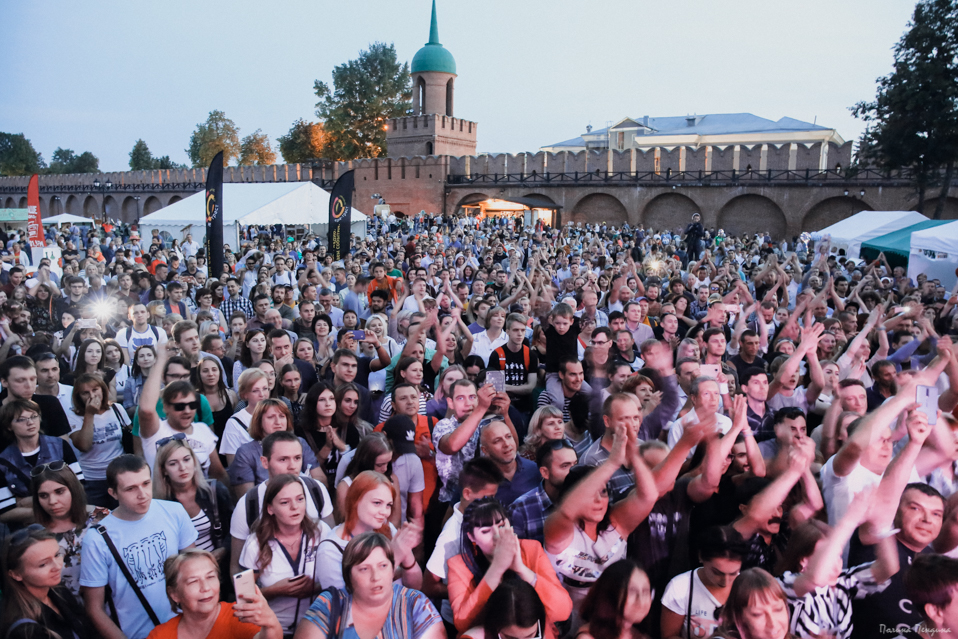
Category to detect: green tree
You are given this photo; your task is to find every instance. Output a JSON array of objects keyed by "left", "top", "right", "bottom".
[
  {"left": 238, "top": 129, "right": 277, "bottom": 166},
  {"left": 314, "top": 42, "right": 411, "bottom": 160},
  {"left": 47, "top": 147, "right": 99, "bottom": 174},
  {"left": 277, "top": 119, "right": 326, "bottom": 163},
  {"left": 0, "top": 133, "right": 45, "bottom": 176},
  {"left": 186, "top": 110, "right": 240, "bottom": 168},
  {"left": 129, "top": 139, "right": 154, "bottom": 170},
  {"left": 853, "top": 0, "right": 958, "bottom": 218}
]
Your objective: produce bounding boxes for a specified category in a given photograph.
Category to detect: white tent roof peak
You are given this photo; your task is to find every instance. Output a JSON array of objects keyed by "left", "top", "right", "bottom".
[
  {"left": 815, "top": 210, "right": 928, "bottom": 258},
  {"left": 138, "top": 182, "right": 366, "bottom": 227},
  {"left": 43, "top": 213, "right": 94, "bottom": 225}
]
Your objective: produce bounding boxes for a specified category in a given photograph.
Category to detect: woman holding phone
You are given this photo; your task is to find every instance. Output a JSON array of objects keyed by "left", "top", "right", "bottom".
[{"left": 146, "top": 549, "right": 282, "bottom": 639}]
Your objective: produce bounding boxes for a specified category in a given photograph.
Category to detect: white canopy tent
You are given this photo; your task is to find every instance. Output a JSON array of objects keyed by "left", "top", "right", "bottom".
[
  {"left": 814, "top": 210, "right": 928, "bottom": 259},
  {"left": 43, "top": 213, "right": 93, "bottom": 225},
  {"left": 137, "top": 182, "right": 367, "bottom": 250},
  {"left": 909, "top": 221, "right": 958, "bottom": 288}
]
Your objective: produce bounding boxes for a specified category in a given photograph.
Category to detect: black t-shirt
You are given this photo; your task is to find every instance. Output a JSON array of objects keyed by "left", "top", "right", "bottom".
[
  {"left": 730, "top": 353, "right": 768, "bottom": 380},
  {"left": 487, "top": 344, "right": 538, "bottom": 387},
  {"left": 848, "top": 532, "right": 929, "bottom": 639},
  {"left": 543, "top": 317, "right": 580, "bottom": 373}
]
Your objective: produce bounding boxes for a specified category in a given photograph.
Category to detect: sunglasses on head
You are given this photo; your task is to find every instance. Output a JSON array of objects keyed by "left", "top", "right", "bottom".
[
  {"left": 30, "top": 460, "right": 66, "bottom": 477},
  {"left": 156, "top": 432, "right": 187, "bottom": 450},
  {"left": 169, "top": 401, "right": 200, "bottom": 412}
]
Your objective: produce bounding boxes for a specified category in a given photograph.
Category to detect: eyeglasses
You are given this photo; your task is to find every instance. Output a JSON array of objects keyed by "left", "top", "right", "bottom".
[
  {"left": 168, "top": 400, "right": 200, "bottom": 412},
  {"left": 591, "top": 338, "right": 610, "bottom": 346},
  {"left": 156, "top": 432, "right": 187, "bottom": 450},
  {"left": 13, "top": 413, "right": 41, "bottom": 426},
  {"left": 30, "top": 460, "right": 66, "bottom": 477}
]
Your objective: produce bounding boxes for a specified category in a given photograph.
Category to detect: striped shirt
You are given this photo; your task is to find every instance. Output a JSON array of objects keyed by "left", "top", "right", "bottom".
[
  {"left": 779, "top": 562, "right": 890, "bottom": 639},
  {"left": 191, "top": 509, "right": 215, "bottom": 551}
]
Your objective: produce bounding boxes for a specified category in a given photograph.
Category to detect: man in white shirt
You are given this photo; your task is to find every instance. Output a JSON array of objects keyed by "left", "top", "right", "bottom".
[
  {"left": 115, "top": 303, "right": 167, "bottom": 363},
  {"left": 667, "top": 376, "right": 733, "bottom": 452},
  {"left": 181, "top": 234, "right": 200, "bottom": 258}
]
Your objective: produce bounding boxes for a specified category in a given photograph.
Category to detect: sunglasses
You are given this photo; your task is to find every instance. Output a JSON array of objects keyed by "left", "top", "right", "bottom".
[
  {"left": 169, "top": 401, "right": 200, "bottom": 412},
  {"left": 9, "top": 523, "right": 46, "bottom": 546},
  {"left": 30, "top": 460, "right": 66, "bottom": 477},
  {"left": 156, "top": 432, "right": 187, "bottom": 450}
]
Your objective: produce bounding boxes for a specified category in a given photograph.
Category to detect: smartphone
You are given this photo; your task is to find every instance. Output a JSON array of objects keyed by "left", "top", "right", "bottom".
[
  {"left": 701, "top": 364, "right": 722, "bottom": 380},
  {"left": 77, "top": 319, "right": 97, "bottom": 329},
  {"left": 233, "top": 569, "right": 256, "bottom": 601},
  {"left": 487, "top": 370, "right": 506, "bottom": 393},
  {"left": 351, "top": 330, "right": 365, "bottom": 341},
  {"left": 916, "top": 385, "right": 939, "bottom": 425}
]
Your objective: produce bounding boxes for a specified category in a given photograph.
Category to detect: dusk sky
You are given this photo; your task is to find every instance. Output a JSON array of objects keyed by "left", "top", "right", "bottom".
[{"left": 1, "top": 0, "right": 916, "bottom": 172}]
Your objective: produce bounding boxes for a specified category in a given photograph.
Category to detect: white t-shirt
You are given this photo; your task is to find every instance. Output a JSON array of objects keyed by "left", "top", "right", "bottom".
[
  {"left": 67, "top": 404, "right": 129, "bottom": 480},
  {"left": 661, "top": 568, "right": 723, "bottom": 639},
  {"left": 219, "top": 410, "right": 254, "bottom": 456},
  {"left": 115, "top": 325, "right": 167, "bottom": 361},
  {"left": 141, "top": 420, "right": 219, "bottom": 477},
  {"left": 239, "top": 527, "right": 328, "bottom": 634},
  {"left": 392, "top": 453, "right": 425, "bottom": 523},
  {"left": 425, "top": 502, "right": 463, "bottom": 623},
  {"left": 821, "top": 455, "right": 919, "bottom": 526},
  {"left": 667, "top": 409, "right": 734, "bottom": 454},
  {"left": 229, "top": 478, "right": 334, "bottom": 541}
]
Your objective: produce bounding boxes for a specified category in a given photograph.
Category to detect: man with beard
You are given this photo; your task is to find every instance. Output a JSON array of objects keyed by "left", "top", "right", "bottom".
[
  {"left": 868, "top": 359, "right": 899, "bottom": 407},
  {"left": 510, "top": 440, "right": 578, "bottom": 544},
  {"left": 536, "top": 357, "right": 585, "bottom": 420}
]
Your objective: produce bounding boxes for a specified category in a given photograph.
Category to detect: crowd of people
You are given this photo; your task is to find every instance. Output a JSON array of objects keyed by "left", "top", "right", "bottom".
[{"left": 1, "top": 211, "right": 957, "bottom": 639}]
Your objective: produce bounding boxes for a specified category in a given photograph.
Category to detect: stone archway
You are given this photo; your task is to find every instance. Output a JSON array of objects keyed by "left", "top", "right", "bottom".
[
  {"left": 121, "top": 197, "right": 139, "bottom": 222},
  {"left": 718, "top": 194, "right": 787, "bottom": 239},
  {"left": 83, "top": 195, "right": 99, "bottom": 217},
  {"left": 802, "top": 196, "right": 872, "bottom": 232},
  {"left": 18, "top": 197, "right": 27, "bottom": 208},
  {"left": 641, "top": 192, "right": 701, "bottom": 234},
  {"left": 453, "top": 192, "right": 490, "bottom": 216},
  {"left": 103, "top": 195, "right": 118, "bottom": 218},
  {"left": 569, "top": 193, "right": 627, "bottom": 226},
  {"left": 4, "top": 197, "right": 14, "bottom": 208},
  {"left": 144, "top": 196, "right": 161, "bottom": 215},
  {"left": 520, "top": 193, "right": 559, "bottom": 228},
  {"left": 923, "top": 196, "right": 958, "bottom": 220},
  {"left": 64, "top": 195, "right": 79, "bottom": 214},
  {"left": 168, "top": 195, "right": 183, "bottom": 206}
]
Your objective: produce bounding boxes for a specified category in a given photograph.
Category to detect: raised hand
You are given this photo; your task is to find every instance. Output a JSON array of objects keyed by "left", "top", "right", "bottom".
[{"left": 904, "top": 406, "right": 933, "bottom": 447}]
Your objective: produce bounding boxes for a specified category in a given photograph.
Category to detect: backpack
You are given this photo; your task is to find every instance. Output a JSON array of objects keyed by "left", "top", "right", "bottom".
[
  {"left": 245, "top": 476, "right": 326, "bottom": 528},
  {"left": 493, "top": 345, "right": 530, "bottom": 371},
  {"left": 124, "top": 325, "right": 160, "bottom": 343}
]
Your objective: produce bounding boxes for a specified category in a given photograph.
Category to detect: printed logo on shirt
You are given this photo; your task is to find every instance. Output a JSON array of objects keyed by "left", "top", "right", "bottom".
[{"left": 122, "top": 531, "right": 168, "bottom": 587}]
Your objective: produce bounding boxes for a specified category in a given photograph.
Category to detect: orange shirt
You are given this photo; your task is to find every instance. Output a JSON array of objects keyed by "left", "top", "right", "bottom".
[
  {"left": 147, "top": 602, "right": 259, "bottom": 639},
  {"left": 367, "top": 275, "right": 400, "bottom": 302},
  {"left": 374, "top": 415, "right": 438, "bottom": 508},
  {"left": 447, "top": 539, "right": 573, "bottom": 638}
]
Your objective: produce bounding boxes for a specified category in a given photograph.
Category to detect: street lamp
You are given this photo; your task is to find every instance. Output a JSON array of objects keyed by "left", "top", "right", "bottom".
[
  {"left": 133, "top": 196, "right": 141, "bottom": 225},
  {"left": 92, "top": 179, "right": 113, "bottom": 220}
]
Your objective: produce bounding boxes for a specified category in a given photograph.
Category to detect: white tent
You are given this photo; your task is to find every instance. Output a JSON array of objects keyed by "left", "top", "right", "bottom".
[
  {"left": 43, "top": 213, "right": 93, "bottom": 225},
  {"left": 137, "top": 182, "right": 367, "bottom": 249},
  {"left": 909, "top": 221, "right": 958, "bottom": 288},
  {"left": 815, "top": 210, "right": 928, "bottom": 258}
]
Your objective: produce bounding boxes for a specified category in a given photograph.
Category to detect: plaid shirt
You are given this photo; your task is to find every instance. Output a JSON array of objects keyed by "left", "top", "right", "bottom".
[
  {"left": 219, "top": 295, "right": 254, "bottom": 320},
  {"left": 578, "top": 438, "right": 634, "bottom": 502},
  {"left": 509, "top": 482, "right": 553, "bottom": 544}
]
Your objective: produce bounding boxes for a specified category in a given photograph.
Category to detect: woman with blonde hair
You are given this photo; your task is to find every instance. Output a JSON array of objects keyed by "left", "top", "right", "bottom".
[
  {"left": 712, "top": 568, "right": 794, "bottom": 639},
  {"left": 220, "top": 368, "right": 271, "bottom": 465},
  {"left": 519, "top": 405, "right": 565, "bottom": 460},
  {"left": 154, "top": 438, "right": 232, "bottom": 561},
  {"left": 148, "top": 548, "right": 282, "bottom": 639},
  {"left": 362, "top": 313, "right": 402, "bottom": 394},
  {"left": 238, "top": 474, "right": 328, "bottom": 637},
  {"left": 316, "top": 470, "right": 422, "bottom": 591},
  {"left": 229, "top": 398, "right": 324, "bottom": 500}
]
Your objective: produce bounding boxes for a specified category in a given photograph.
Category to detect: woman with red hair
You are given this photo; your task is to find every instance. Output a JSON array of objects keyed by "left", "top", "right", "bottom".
[{"left": 316, "top": 469, "right": 422, "bottom": 591}]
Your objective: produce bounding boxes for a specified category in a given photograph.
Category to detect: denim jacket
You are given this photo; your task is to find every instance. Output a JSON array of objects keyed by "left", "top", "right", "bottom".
[{"left": 0, "top": 435, "right": 78, "bottom": 497}]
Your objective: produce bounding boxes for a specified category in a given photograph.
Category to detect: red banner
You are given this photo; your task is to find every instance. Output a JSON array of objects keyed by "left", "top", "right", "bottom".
[{"left": 26, "top": 174, "right": 44, "bottom": 248}]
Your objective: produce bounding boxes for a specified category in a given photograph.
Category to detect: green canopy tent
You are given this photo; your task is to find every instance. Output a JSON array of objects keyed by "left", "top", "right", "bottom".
[{"left": 860, "top": 220, "right": 954, "bottom": 270}]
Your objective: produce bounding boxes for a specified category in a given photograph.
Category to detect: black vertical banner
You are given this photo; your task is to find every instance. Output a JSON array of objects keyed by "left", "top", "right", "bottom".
[
  {"left": 327, "top": 170, "right": 354, "bottom": 261},
  {"left": 205, "top": 151, "right": 224, "bottom": 278}
]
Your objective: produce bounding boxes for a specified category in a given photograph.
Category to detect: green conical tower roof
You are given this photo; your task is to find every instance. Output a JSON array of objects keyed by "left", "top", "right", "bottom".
[{"left": 411, "top": 0, "right": 456, "bottom": 75}]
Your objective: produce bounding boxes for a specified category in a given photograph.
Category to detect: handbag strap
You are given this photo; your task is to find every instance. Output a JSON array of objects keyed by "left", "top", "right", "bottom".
[
  {"left": 95, "top": 525, "right": 161, "bottom": 627},
  {"left": 686, "top": 568, "right": 694, "bottom": 639}
]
